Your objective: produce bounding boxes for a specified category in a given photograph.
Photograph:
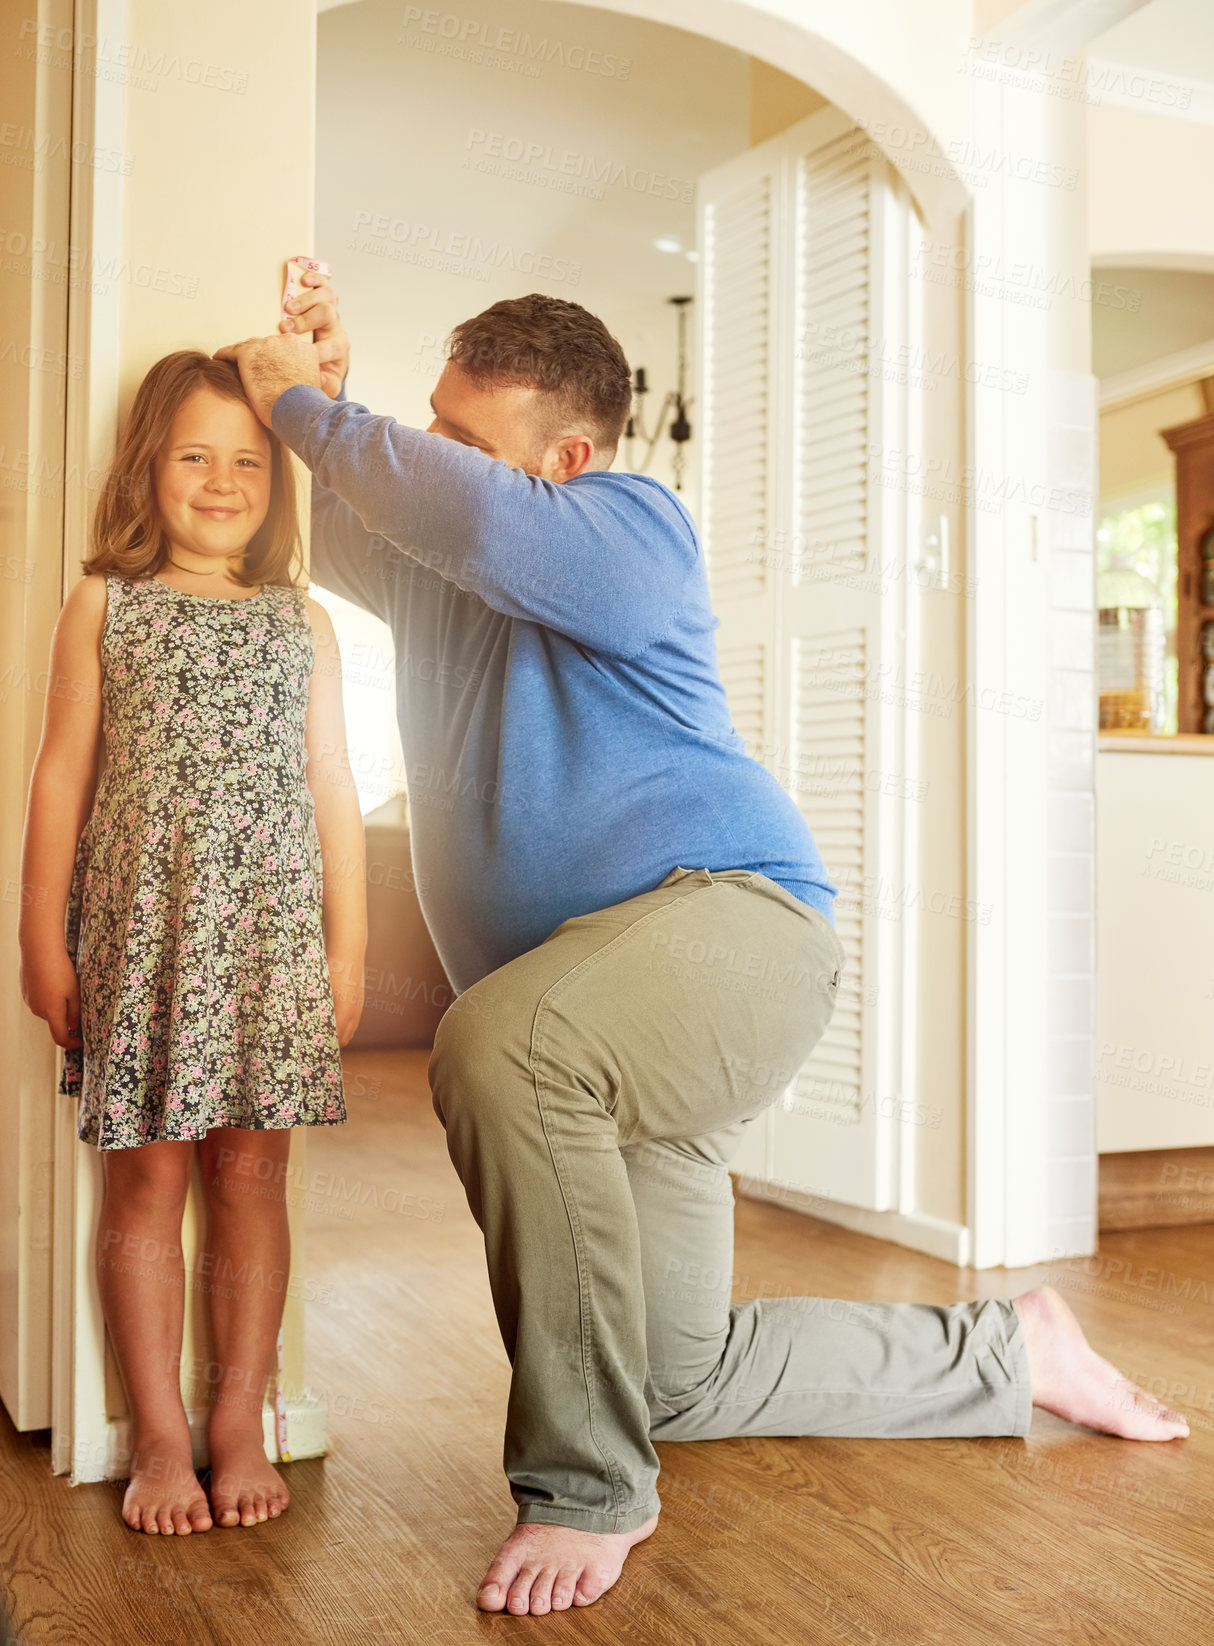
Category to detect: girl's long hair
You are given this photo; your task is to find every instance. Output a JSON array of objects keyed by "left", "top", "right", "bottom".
[{"left": 84, "top": 350, "right": 303, "bottom": 588}]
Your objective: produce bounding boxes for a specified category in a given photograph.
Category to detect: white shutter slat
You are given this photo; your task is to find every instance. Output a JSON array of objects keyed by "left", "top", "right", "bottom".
[
  {"left": 787, "top": 629, "right": 867, "bottom": 1117},
  {"left": 716, "top": 641, "right": 767, "bottom": 756},
  {"left": 701, "top": 170, "right": 774, "bottom": 607}
]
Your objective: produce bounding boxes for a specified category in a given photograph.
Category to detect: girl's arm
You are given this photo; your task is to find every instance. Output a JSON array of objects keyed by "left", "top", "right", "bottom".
[
  {"left": 305, "top": 598, "right": 367, "bottom": 1047},
  {"left": 18, "top": 575, "right": 107, "bottom": 1048}
]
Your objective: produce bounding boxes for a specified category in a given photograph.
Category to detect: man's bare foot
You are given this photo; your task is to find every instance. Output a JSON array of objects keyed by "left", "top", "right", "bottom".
[
  {"left": 206, "top": 1420, "right": 290, "bottom": 1528},
  {"left": 1013, "top": 1283, "right": 1190, "bottom": 1440},
  {"left": 477, "top": 1515, "right": 658, "bottom": 1615},
  {"left": 122, "top": 1431, "right": 212, "bottom": 1534}
]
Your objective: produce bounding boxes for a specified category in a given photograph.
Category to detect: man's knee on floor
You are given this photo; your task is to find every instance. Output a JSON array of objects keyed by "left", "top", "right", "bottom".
[{"left": 644, "top": 1352, "right": 724, "bottom": 1422}]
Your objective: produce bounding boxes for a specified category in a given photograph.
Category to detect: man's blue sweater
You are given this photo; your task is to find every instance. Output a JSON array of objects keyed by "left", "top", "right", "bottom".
[{"left": 272, "top": 383, "right": 837, "bottom": 994}]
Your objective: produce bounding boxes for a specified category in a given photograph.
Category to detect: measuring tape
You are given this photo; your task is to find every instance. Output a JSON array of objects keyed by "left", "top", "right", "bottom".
[{"left": 274, "top": 1323, "right": 290, "bottom": 1462}]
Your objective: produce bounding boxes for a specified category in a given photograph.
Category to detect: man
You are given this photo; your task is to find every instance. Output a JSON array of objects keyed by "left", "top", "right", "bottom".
[{"left": 218, "top": 277, "right": 1188, "bottom": 1618}]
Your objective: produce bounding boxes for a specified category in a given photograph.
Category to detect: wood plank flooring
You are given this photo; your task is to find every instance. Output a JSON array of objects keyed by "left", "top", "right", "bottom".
[{"left": 2, "top": 1048, "right": 1212, "bottom": 1644}]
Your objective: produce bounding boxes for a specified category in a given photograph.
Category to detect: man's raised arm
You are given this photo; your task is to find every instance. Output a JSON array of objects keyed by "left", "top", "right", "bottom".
[
  {"left": 268, "top": 383, "right": 699, "bottom": 659},
  {"left": 216, "top": 317, "right": 700, "bottom": 658}
]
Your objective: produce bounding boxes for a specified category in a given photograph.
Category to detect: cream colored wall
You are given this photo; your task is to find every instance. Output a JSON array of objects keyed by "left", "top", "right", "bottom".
[
  {"left": 749, "top": 60, "right": 826, "bottom": 144},
  {"left": 1097, "top": 751, "right": 1214, "bottom": 1151},
  {"left": 102, "top": 0, "right": 318, "bottom": 1431},
  {"left": 1090, "top": 104, "right": 1214, "bottom": 265},
  {"left": 1100, "top": 382, "right": 1204, "bottom": 497},
  {"left": 556, "top": 0, "right": 976, "bottom": 226},
  {"left": 322, "top": 0, "right": 976, "bottom": 227},
  {"left": 1096, "top": 386, "right": 1210, "bottom": 1159}
]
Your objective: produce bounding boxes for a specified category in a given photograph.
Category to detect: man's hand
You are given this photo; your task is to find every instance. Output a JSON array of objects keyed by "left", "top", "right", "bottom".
[
  {"left": 213, "top": 333, "right": 323, "bottom": 428},
  {"left": 281, "top": 267, "right": 350, "bottom": 399}
]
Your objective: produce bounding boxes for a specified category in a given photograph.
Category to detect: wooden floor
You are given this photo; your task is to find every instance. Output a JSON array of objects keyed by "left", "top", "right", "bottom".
[{"left": 4, "top": 1049, "right": 1214, "bottom": 1645}]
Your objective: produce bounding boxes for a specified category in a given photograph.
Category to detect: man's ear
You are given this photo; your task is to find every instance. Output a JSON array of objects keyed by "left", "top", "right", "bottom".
[{"left": 551, "top": 434, "right": 596, "bottom": 482}]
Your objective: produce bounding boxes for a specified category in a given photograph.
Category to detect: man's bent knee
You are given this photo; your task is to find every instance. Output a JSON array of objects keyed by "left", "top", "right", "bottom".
[{"left": 428, "top": 982, "right": 530, "bottom": 1127}]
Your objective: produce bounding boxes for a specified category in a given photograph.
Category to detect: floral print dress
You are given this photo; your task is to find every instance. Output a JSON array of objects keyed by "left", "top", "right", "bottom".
[{"left": 62, "top": 575, "right": 346, "bottom": 1149}]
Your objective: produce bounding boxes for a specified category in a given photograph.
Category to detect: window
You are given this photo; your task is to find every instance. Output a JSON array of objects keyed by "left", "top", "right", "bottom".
[{"left": 1096, "top": 489, "right": 1177, "bottom": 734}]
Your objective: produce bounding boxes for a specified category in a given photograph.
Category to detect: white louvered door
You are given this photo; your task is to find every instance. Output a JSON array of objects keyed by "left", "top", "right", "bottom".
[{"left": 697, "top": 107, "right": 917, "bottom": 1212}]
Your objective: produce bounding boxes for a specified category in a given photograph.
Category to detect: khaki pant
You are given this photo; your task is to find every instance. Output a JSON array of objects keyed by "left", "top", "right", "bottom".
[{"left": 428, "top": 867, "right": 1032, "bottom": 1533}]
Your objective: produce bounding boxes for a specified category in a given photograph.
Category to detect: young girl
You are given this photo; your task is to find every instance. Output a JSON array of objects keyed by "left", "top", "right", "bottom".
[{"left": 19, "top": 350, "right": 367, "bottom": 1535}]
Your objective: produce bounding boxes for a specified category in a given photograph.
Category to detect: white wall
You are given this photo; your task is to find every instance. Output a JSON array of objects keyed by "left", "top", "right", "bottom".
[
  {"left": 1090, "top": 106, "right": 1214, "bottom": 268},
  {"left": 1097, "top": 749, "right": 1214, "bottom": 1150}
]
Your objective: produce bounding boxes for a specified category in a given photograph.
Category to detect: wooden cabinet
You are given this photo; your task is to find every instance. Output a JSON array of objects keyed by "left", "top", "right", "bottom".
[{"left": 1161, "top": 410, "right": 1214, "bottom": 734}]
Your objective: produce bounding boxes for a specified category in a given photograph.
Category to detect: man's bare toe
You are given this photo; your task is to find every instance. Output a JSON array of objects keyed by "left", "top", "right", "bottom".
[
  {"left": 505, "top": 1568, "right": 540, "bottom": 1615},
  {"left": 539, "top": 1568, "right": 567, "bottom": 1615},
  {"left": 574, "top": 1570, "right": 610, "bottom": 1607},
  {"left": 551, "top": 1567, "right": 579, "bottom": 1611}
]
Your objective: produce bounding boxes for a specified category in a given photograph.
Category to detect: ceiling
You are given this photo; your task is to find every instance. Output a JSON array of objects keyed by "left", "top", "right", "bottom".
[
  {"left": 1092, "top": 267, "right": 1214, "bottom": 378},
  {"left": 1092, "top": 0, "right": 1214, "bottom": 82}
]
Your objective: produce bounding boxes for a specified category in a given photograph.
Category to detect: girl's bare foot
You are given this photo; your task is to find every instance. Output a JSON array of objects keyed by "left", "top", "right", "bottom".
[
  {"left": 206, "top": 1420, "right": 290, "bottom": 1528},
  {"left": 1013, "top": 1283, "right": 1190, "bottom": 1440},
  {"left": 122, "top": 1430, "right": 212, "bottom": 1534},
  {"left": 476, "top": 1515, "right": 658, "bottom": 1615}
]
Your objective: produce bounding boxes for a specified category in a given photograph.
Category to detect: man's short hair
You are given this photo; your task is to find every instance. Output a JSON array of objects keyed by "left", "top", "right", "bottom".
[{"left": 445, "top": 294, "right": 633, "bottom": 454}]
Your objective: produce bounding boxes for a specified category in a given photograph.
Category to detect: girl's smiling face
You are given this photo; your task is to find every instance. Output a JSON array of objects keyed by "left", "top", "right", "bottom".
[{"left": 154, "top": 387, "right": 273, "bottom": 567}]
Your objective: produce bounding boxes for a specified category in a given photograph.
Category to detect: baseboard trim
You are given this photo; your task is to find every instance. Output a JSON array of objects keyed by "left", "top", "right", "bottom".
[
  {"left": 735, "top": 1175, "right": 972, "bottom": 1267},
  {"left": 71, "top": 1396, "right": 327, "bottom": 1485}
]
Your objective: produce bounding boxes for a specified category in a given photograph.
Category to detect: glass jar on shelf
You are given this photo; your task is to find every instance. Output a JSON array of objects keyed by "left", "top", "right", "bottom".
[{"left": 1097, "top": 556, "right": 1166, "bottom": 733}]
